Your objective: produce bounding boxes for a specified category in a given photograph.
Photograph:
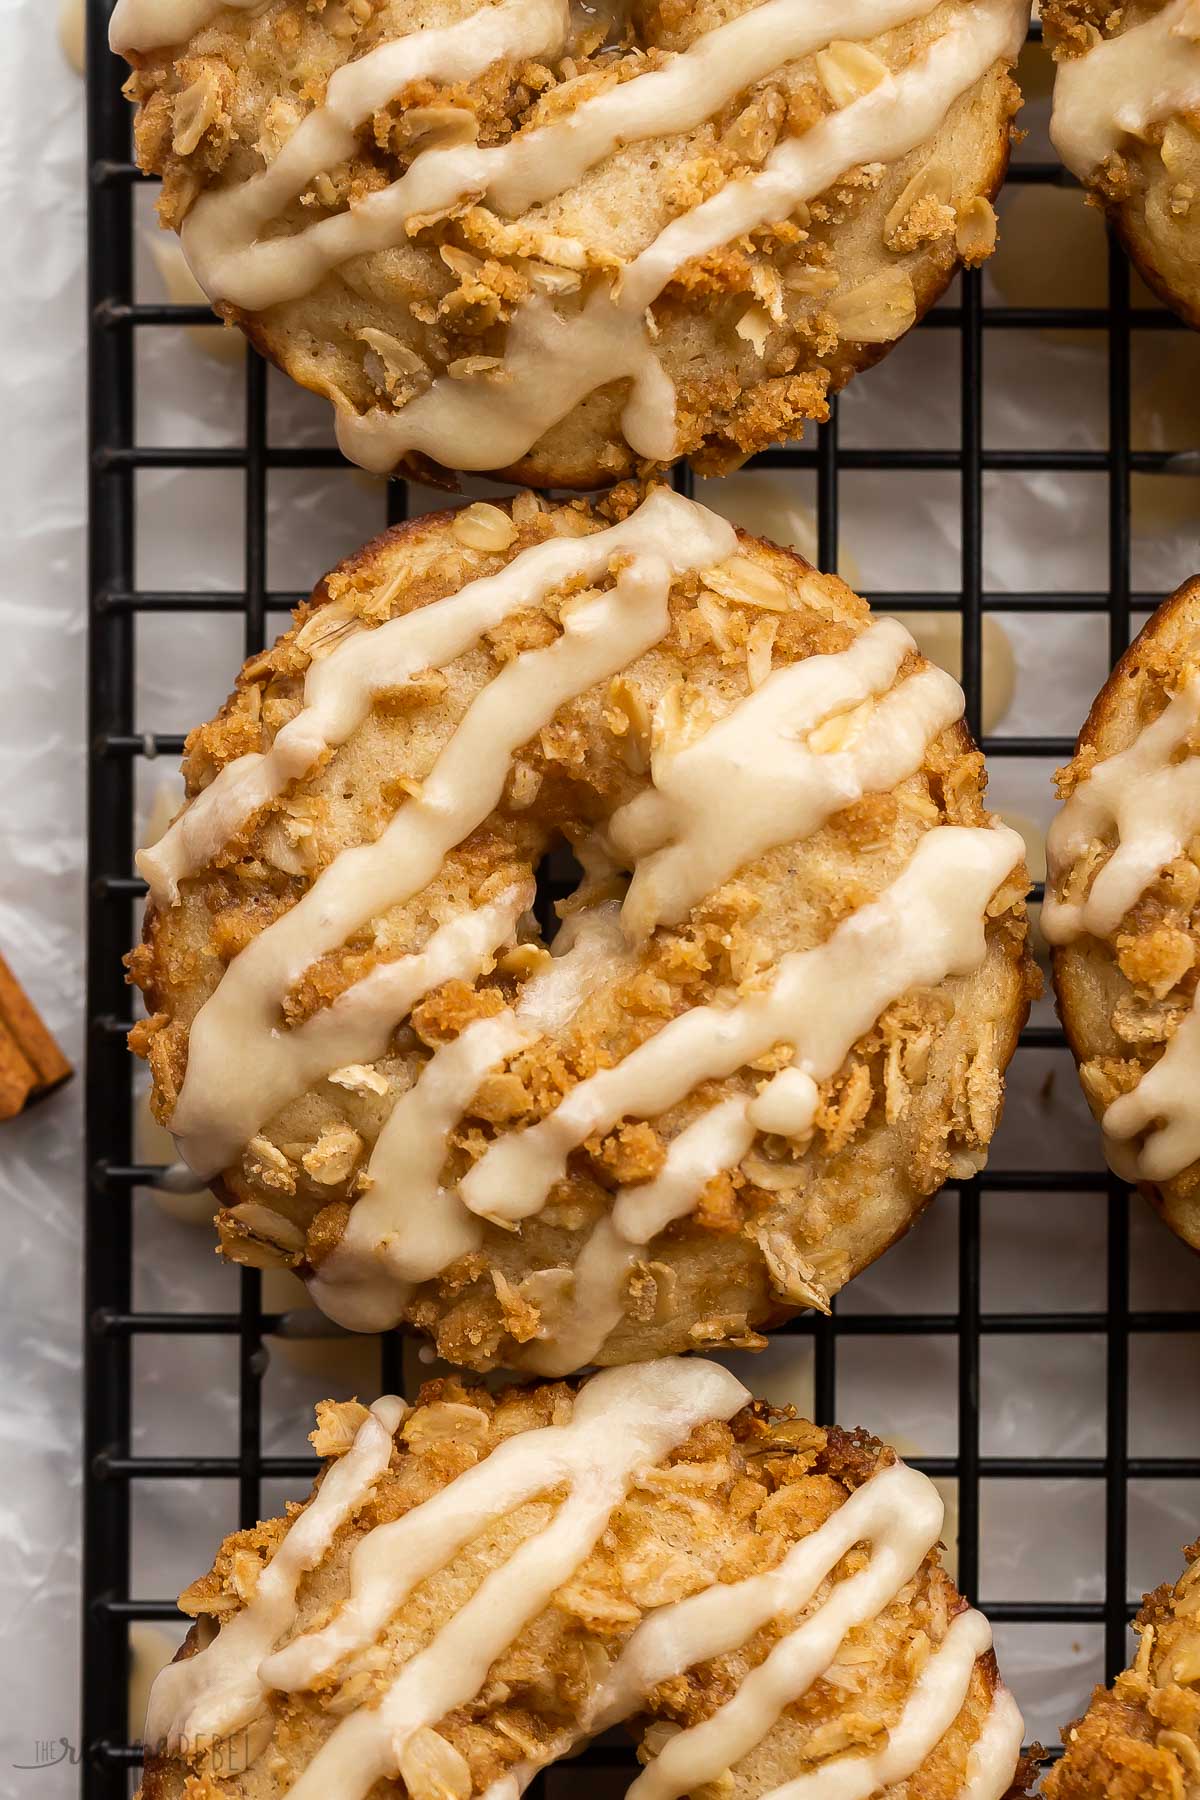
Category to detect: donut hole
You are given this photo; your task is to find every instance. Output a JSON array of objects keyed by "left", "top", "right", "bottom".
[{"left": 532, "top": 835, "right": 588, "bottom": 944}]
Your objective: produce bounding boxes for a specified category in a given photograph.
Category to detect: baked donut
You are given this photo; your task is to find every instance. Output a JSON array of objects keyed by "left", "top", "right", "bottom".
[
  {"left": 1044, "top": 1539, "right": 1200, "bottom": 1798},
  {"left": 1045, "top": 579, "right": 1200, "bottom": 1252},
  {"left": 127, "top": 487, "right": 1035, "bottom": 1373},
  {"left": 1047, "top": 0, "right": 1200, "bottom": 330},
  {"left": 109, "top": 0, "right": 1027, "bottom": 489},
  {"left": 138, "top": 1357, "right": 1032, "bottom": 1800}
]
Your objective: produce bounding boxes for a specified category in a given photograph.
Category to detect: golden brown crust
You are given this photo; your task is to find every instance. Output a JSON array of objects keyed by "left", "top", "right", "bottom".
[
  {"left": 1049, "top": 578, "right": 1200, "bottom": 1252},
  {"left": 1043, "top": 0, "right": 1200, "bottom": 332},
  {"left": 137, "top": 1379, "right": 1031, "bottom": 1800},
  {"left": 1044, "top": 1542, "right": 1200, "bottom": 1799},
  {"left": 115, "top": 0, "right": 1023, "bottom": 489},
  {"left": 234, "top": 99, "right": 1015, "bottom": 495},
  {"left": 128, "top": 491, "right": 1035, "bottom": 1370}
]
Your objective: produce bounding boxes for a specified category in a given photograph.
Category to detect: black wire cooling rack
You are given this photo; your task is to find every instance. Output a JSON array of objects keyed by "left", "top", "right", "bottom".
[{"left": 83, "top": 5, "right": 1200, "bottom": 1794}]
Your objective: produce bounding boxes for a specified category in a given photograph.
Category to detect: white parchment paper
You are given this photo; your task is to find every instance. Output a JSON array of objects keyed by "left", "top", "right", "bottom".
[
  {"left": 1, "top": 2, "right": 88, "bottom": 1794},
  {"left": 3, "top": 14, "right": 1200, "bottom": 1795}
]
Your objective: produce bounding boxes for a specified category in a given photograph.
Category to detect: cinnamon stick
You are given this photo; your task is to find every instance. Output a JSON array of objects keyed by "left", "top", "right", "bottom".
[{"left": 0, "top": 951, "right": 73, "bottom": 1120}]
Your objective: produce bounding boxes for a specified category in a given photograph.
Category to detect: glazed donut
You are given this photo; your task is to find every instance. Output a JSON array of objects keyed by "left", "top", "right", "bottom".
[
  {"left": 1047, "top": 0, "right": 1200, "bottom": 330},
  {"left": 1045, "top": 1538, "right": 1200, "bottom": 1798},
  {"left": 127, "top": 487, "right": 1035, "bottom": 1373},
  {"left": 138, "top": 1358, "right": 1031, "bottom": 1800},
  {"left": 109, "top": 0, "right": 1027, "bottom": 488},
  {"left": 1045, "top": 579, "right": 1200, "bottom": 1253}
]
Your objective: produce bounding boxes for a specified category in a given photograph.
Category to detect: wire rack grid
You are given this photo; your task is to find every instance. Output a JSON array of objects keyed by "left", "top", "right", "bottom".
[{"left": 84, "top": 5, "right": 1200, "bottom": 1795}]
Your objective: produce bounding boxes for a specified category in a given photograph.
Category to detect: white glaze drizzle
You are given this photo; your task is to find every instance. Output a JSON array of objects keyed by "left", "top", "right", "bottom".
[
  {"left": 1103, "top": 988, "right": 1200, "bottom": 1184},
  {"left": 594, "top": 1458, "right": 940, "bottom": 1723},
  {"left": 169, "top": 493, "right": 736, "bottom": 1178},
  {"left": 749, "top": 1065, "right": 819, "bottom": 1135},
  {"left": 1051, "top": 0, "right": 1200, "bottom": 182},
  {"left": 461, "top": 823, "right": 1025, "bottom": 1227},
  {"left": 620, "top": 2, "right": 1021, "bottom": 314},
  {"left": 150, "top": 488, "right": 1020, "bottom": 1362},
  {"left": 178, "top": 883, "right": 530, "bottom": 1182},
  {"left": 960, "top": 1687, "right": 1025, "bottom": 1800},
  {"left": 482, "top": 1670, "right": 1022, "bottom": 1800},
  {"left": 144, "top": 1395, "right": 406, "bottom": 1753},
  {"left": 310, "top": 1010, "right": 529, "bottom": 1322},
  {"left": 180, "top": 0, "right": 947, "bottom": 314},
  {"left": 479, "top": 1672, "right": 1023, "bottom": 1800},
  {"left": 129, "top": 0, "right": 1026, "bottom": 474},
  {"left": 523, "top": 1098, "right": 756, "bottom": 1376},
  {"left": 150, "top": 1360, "right": 1019, "bottom": 1800},
  {"left": 309, "top": 904, "right": 637, "bottom": 1333},
  {"left": 109, "top": 0, "right": 262, "bottom": 54},
  {"left": 1045, "top": 674, "right": 1200, "bottom": 1185},
  {"left": 143, "top": 489, "right": 716, "bottom": 908},
  {"left": 261, "top": 1359, "right": 745, "bottom": 1692},
  {"left": 1043, "top": 677, "right": 1200, "bottom": 946},
  {"left": 610, "top": 1098, "right": 758, "bottom": 1255},
  {"left": 610, "top": 618, "right": 964, "bottom": 937},
  {"left": 621, "top": 1460, "right": 950, "bottom": 1800},
  {"left": 522, "top": 821, "right": 1020, "bottom": 1372},
  {"left": 263, "top": 1360, "right": 749, "bottom": 1800},
  {"left": 302, "top": 613, "right": 966, "bottom": 1354},
  {"left": 385, "top": 1444, "right": 1017, "bottom": 1800},
  {"left": 182, "top": 0, "right": 568, "bottom": 312},
  {"left": 754, "top": 1607, "right": 996, "bottom": 1800},
  {"left": 336, "top": 0, "right": 1026, "bottom": 474},
  {"left": 635, "top": 1612, "right": 999, "bottom": 1800}
]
